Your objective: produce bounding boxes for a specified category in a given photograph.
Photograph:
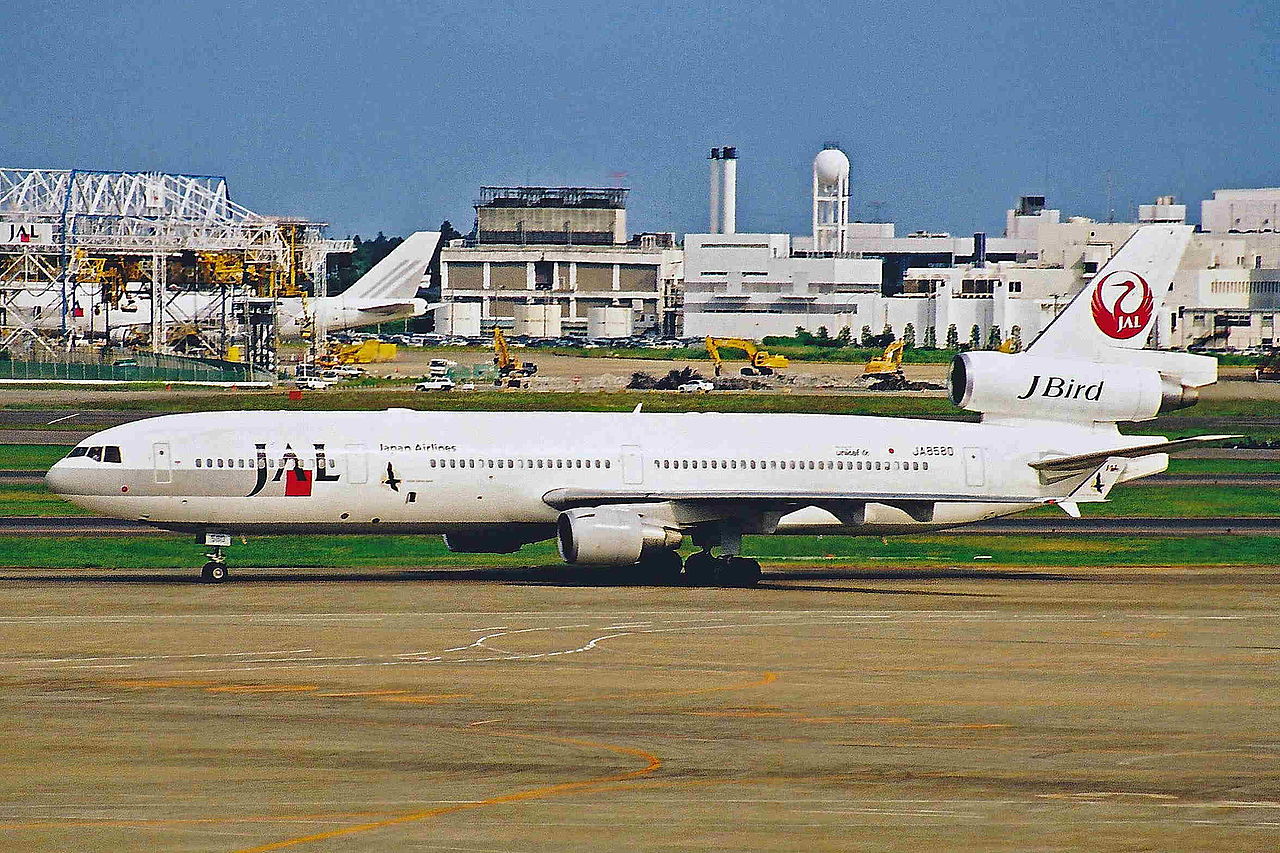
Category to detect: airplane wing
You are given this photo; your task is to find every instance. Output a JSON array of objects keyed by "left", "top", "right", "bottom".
[
  {"left": 544, "top": 488, "right": 1050, "bottom": 516},
  {"left": 1029, "top": 435, "right": 1240, "bottom": 473}
]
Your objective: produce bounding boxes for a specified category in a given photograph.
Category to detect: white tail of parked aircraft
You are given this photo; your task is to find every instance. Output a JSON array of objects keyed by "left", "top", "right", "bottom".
[
  {"left": 287, "top": 230, "right": 440, "bottom": 335},
  {"left": 47, "top": 225, "right": 1236, "bottom": 584}
]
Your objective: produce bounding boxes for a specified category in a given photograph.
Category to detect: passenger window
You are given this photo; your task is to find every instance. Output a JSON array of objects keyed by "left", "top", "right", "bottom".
[
  {"left": 923, "top": 462, "right": 929, "bottom": 470},
  {"left": 604, "top": 460, "right": 610, "bottom": 468},
  {"left": 195, "top": 458, "right": 203, "bottom": 467}
]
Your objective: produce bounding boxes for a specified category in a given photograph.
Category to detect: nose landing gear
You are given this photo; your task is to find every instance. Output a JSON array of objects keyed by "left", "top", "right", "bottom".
[{"left": 199, "top": 533, "right": 232, "bottom": 583}]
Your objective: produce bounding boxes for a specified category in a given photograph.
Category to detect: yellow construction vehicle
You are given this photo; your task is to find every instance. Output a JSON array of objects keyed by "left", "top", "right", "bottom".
[
  {"left": 315, "top": 339, "right": 397, "bottom": 367},
  {"left": 493, "top": 327, "right": 537, "bottom": 386},
  {"left": 863, "top": 339, "right": 905, "bottom": 376},
  {"left": 704, "top": 337, "right": 790, "bottom": 377}
]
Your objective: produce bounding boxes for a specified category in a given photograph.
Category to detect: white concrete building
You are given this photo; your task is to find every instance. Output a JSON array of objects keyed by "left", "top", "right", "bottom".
[
  {"left": 438, "top": 241, "right": 683, "bottom": 336},
  {"left": 1201, "top": 188, "right": 1280, "bottom": 234},
  {"left": 681, "top": 232, "right": 882, "bottom": 338}
]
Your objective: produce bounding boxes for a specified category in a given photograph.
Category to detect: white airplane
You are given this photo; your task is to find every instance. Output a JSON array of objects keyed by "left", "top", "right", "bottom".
[
  {"left": 5, "top": 231, "right": 440, "bottom": 338},
  {"left": 47, "top": 225, "right": 1232, "bottom": 584}
]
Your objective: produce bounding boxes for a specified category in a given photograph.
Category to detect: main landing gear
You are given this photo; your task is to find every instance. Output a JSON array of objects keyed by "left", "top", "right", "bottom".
[
  {"left": 683, "top": 551, "right": 762, "bottom": 588},
  {"left": 626, "top": 549, "right": 761, "bottom": 587}
]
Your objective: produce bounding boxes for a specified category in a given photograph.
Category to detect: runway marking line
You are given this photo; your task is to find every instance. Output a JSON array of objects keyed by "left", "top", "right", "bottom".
[
  {"left": 314, "top": 689, "right": 410, "bottom": 698},
  {"left": 231, "top": 731, "right": 664, "bottom": 853},
  {"left": 205, "top": 684, "right": 319, "bottom": 694},
  {"left": 378, "top": 693, "right": 473, "bottom": 704}
]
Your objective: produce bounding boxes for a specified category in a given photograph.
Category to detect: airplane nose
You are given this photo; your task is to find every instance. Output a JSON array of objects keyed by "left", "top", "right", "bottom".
[{"left": 45, "top": 460, "right": 79, "bottom": 496}]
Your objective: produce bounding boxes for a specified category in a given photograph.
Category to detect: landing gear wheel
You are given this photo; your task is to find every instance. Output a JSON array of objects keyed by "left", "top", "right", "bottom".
[
  {"left": 683, "top": 551, "right": 717, "bottom": 587},
  {"left": 200, "top": 562, "right": 228, "bottom": 583},
  {"left": 636, "top": 550, "right": 683, "bottom": 586},
  {"left": 716, "top": 557, "right": 762, "bottom": 588}
]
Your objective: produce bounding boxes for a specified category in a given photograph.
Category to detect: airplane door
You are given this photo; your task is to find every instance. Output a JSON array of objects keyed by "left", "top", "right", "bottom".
[
  {"left": 963, "top": 446, "right": 985, "bottom": 487},
  {"left": 345, "top": 443, "right": 367, "bottom": 484},
  {"left": 622, "top": 445, "right": 643, "bottom": 485},
  {"left": 153, "top": 442, "right": 172, "bottom": 484}
]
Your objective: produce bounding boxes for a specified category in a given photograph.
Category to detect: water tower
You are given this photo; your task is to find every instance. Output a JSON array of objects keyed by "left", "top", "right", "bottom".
[{"left": 812, "top": 144, "right": 850, "bottom": 252}]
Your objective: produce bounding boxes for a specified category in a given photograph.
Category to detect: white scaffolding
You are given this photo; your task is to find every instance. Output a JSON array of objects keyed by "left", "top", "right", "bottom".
[{"left": 0, "top": 168, "right": 351, "bottom": 356}]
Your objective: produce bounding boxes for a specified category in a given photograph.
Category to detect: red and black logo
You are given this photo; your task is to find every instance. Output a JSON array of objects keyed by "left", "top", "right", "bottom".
[
  {"left": 246, "top": 443, "right": 340, "bottom": 497},
  {"left": 1091, "top": 270, "right": 1154, "bottom": 340}
]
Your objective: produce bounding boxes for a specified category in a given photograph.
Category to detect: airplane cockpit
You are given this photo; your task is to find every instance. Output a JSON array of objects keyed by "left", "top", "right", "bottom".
[{"left": 65, "top": 445, "right": 123, "bottom": 463}]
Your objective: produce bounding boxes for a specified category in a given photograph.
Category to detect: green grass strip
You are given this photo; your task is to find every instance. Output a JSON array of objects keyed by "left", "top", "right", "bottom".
[{"left": 1, "top": 534, "right": 1277, "bottom": 570}]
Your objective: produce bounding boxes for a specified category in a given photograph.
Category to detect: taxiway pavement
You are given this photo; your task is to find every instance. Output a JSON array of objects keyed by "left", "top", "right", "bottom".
[{"left": 0, "top": 566, "right": 1275, "bottom": 851}]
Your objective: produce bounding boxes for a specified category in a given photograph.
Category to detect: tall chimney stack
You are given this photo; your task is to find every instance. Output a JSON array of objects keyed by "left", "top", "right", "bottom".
[
  {"left": 720, "top": 146, "right": 737, "bottom": 235},
  {"left": 708, "top": 148, "right": 722, "bottom": 233}
]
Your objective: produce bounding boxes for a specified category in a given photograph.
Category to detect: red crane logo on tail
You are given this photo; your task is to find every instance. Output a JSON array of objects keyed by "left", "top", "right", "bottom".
[{"left": 1091, "top": 270, "right": 1154, "bottom": 340}]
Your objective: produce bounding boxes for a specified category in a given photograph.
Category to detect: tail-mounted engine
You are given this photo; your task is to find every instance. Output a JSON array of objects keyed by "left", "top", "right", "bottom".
[{"left": 948, "top": 351, "right": 1199, "bottom": 423}]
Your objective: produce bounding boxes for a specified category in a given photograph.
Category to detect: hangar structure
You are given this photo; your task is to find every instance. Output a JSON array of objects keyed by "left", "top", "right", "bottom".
[{"left": 0, "top": 168, "right": 351, "bottom": 359}]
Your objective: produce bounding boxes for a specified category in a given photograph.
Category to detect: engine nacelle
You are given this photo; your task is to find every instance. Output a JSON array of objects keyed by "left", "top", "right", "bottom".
[
  {"left": 948, "top": 351, "right": 1198, "bottom": 422},
  {"left": 556, "top": 508, "right": 683, "bottom": 566}
]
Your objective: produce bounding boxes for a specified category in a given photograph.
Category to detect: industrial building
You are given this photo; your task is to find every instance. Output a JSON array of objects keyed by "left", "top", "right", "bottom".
[
  {"left": 434, "top": 186, "right": 682, "bottom": 337},
  {"left": 0, "top": 168, "right": 350, "bottom": 368},
  {"left": 679, "top": 144, "right": 1280, "bottom": 352}
]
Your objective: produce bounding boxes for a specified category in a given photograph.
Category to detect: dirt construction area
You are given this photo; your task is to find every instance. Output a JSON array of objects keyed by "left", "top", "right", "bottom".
[{"left": 0, "top": 565, "right": 1276, "bottom": 852}]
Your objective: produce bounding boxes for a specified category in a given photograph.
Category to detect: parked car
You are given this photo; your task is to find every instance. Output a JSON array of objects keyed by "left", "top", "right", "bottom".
[
  {"left": 678, "top": 380, "right": 715, "bottom": 393},
  {"left": 414, "top": 378, "right": 456, "bottom": 391}
]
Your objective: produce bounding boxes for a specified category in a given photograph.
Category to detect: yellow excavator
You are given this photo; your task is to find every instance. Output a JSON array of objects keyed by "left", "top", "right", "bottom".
[
  {"left": 704, "top": 337, "right": 790, "bottom": 377},
  {"left": 862, "top": 339, "right": 905, "bottom": 376},
  {"left": 493, "top": 327, "right": 537, "bottom": 387}
]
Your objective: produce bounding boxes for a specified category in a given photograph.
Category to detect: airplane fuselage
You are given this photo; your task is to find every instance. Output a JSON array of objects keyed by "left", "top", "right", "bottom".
[{"left": 46, "top": 409, "right": 1164, "bottom": 538}]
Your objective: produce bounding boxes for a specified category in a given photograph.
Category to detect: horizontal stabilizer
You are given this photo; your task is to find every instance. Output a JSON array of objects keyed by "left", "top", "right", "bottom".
[
  {"left": 1029, "top": 435, "right": 1240, "bottom": 473},
  {"left": 357, "top": 302, "right": 418, "bottom": 316}
]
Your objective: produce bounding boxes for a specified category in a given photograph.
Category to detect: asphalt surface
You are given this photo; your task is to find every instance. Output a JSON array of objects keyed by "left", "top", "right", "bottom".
[
  {"left": 0, "top": 565, "right": 1276, "bottom": 851},
  {"left": 7, "top": 515, "right": 1280, "bottom": 537}
]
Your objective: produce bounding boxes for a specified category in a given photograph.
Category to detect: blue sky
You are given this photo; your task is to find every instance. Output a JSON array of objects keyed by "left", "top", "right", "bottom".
[{"left": 2, "top": 0, "right": 1275, "bottom": 238}]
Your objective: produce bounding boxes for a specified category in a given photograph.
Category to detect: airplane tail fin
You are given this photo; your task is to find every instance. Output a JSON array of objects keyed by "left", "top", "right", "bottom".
[
  {"left": 341, "top": 231, "right": 442, "bottom": 302},
  {"left": 1026, "top": 225, "right": 1192, "bottom": 360}
]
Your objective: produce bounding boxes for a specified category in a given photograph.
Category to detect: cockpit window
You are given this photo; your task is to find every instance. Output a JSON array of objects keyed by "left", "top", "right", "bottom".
[
  {"left": 104, "top": 446, "right": 122, "bottom": 464},
  {"left": 67, "top": 447, "right": 88, "bottom": 458},
  {"left": 87, "top": 446, "right": 103, "bottom": 462}
]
